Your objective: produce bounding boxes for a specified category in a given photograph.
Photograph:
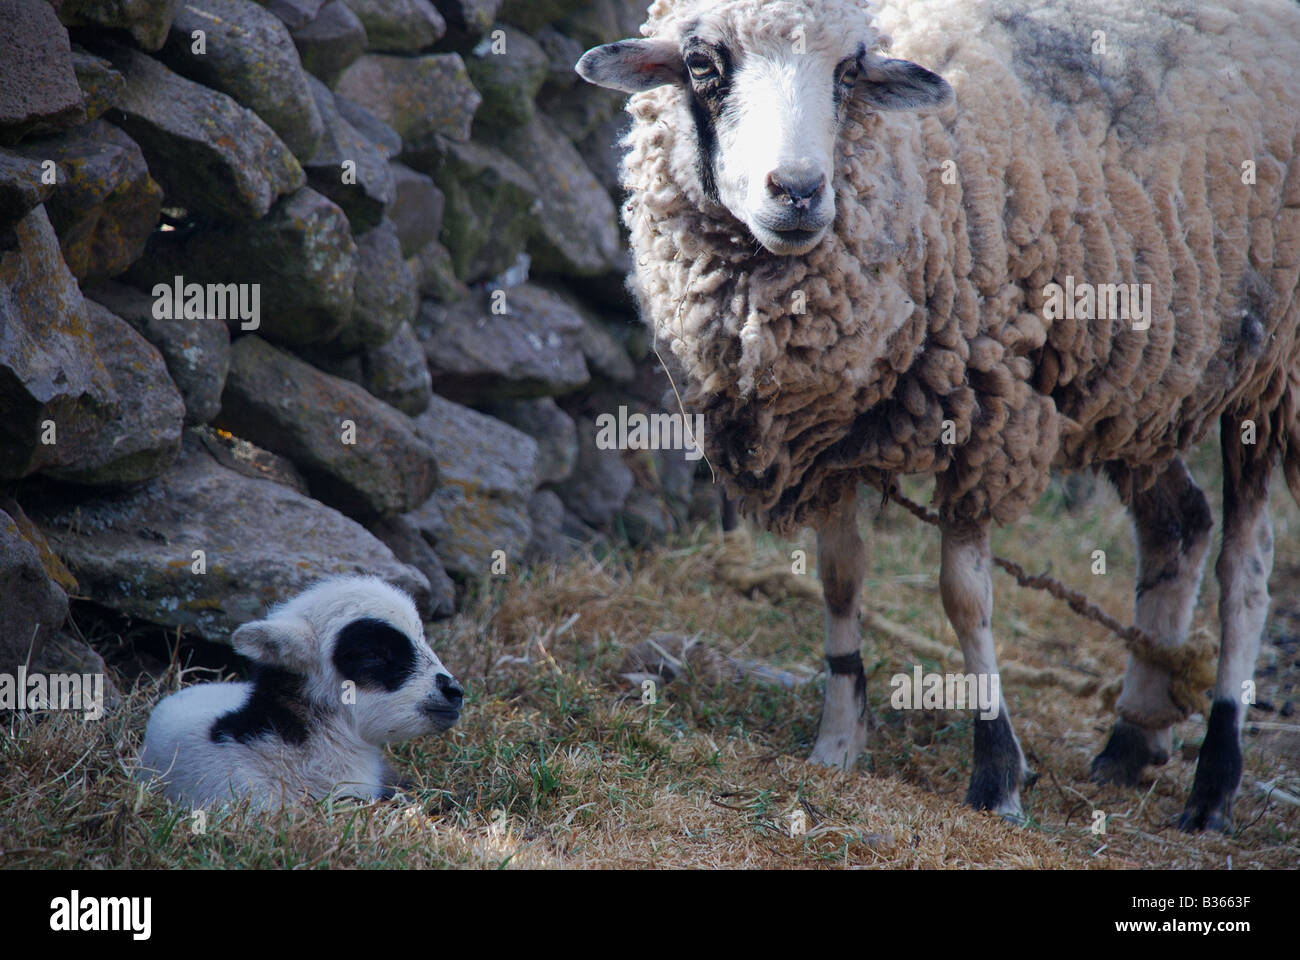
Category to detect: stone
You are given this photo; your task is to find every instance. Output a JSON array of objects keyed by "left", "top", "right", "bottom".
[
  {"left": 71, "top": 46, "right": 125, "bottom": 123},
  {"left": 429, "top": 137, "right": 536, "bottom": 283},
  {"left": 335, "top": 97, "right": 402, "bottom": 159},
  {"left": 617, "top": 485, "right": 672, "bottom": 546},
  {"left": 432, "top": 0, "right": 501, "bottom": 41},
  {"left": 346, "top": 0, "right": 446, "bottom": 52},
  {"left": 160, "top": 0, "right": 325, "bottom": 161},
  {"left": 105, "top": 46, "right": 303, "bottom": 222},
  {"left": 410, "top": 392, "right": 536, "bottom": 575},
  {"left": 531, "top": 25, "right": 584, "bottom": 90},
  {"left": 365, "top": 514, "right": 456, "bottom": 618},
  {"left": 0, "top": 507, "right": 70, "bottom": 668},
  {"left": 303, "top": 76, "right": 394, "bottom": 233},
  {"left": 523, "top": 488, "right": 566, "bottom": 562},
  {"left": 13, "top": 120, "right": 162, "bottom": 284},
  {"left": 215, "top": 335, "right": 438, "bottom": 517},
  {"left": 478, "top": 397, "right": 576, "bottom": 485},
  {"left": 359, "top": 321, "right": 433, "bottom": 415},
  {"left": 464, "top": 27, "right": 547, "bottom": 133},
  {"left": 334, "top": 53, "right": 480, "bottom": 151},
  {"left": 255, "top": 0, "right": 325, "bottom": 30},
  {"left": 0, "top": 206, "right": 118, "bottom": 481},
  {"left": 554, "top": 414, "right": 633, "bottom": 527},
  {"left": 0, "top": 0, "right": 86, "bottom": 145},
  {"left": 125, "top": 186, "right": 358, "bottom": 345},
  {"left": 85, "top": 281, "right": 231, "bottom": 425},
  {"left": 327, "top": 217, "right": 416, "bottom": 352},
  {"left": 28, "top": 433, "right": 430, "bottom": 641},
  {"left": 389, "top": 162, "right": 443, "bottom": 257},
  {"left": 0, "top": 152, "right": 54, "bottom": 251},
  {"left": 417, "top": 284, "right": 589, "bottom": 401},
  {"left": 290, "top": 0, "right": 367, "bottom": 86},
  {"left": 42, "top": 301, "right": 185, "bottom": 486},
  {"left": 58, "top": 0, "right": 180, "bottom": 51},
  {"left": 408, "top": 238, "right": 468, "bottom": 303},
  {"left": 499, "top": 0, "right": 586, "bottom": 34},
  {"left": 577, "top": 108, "right": 630, "bottom": 196},
  {"left": 492, "top": 113, "right": 619, "bottom": 277}
]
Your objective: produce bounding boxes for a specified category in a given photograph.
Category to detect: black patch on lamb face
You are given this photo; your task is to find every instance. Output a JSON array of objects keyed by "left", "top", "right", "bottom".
[
  {"left": 833, "top": 44, "right": 866, "bottom": 115},
  {"left": 681, "top": 36, "right": 732, "bottom": 205},
  {"left": 332, "top": 618, "right": 417, "bottom": 692},
  {"left": 210, "top": 665, "right": 311, "bottom": 746}
]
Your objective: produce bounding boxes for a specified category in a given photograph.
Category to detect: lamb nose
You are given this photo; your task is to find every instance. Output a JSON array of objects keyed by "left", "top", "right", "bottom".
[
  {"left": 766, "top": 170, "right": 825, "bottom": 207},
  {"left": 436, "top": 673, "right": 463, "bottom": 706}
]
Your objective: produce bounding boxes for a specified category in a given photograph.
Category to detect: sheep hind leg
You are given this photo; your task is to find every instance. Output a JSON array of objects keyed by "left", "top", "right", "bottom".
[
  {"left": 808, "top": 488, "right": 869, "bottom": 769},
  {"left": 941, "top": 518, "right": 1033, "bottom": 821},
  {"left": 1179, "top": 418, "right": 1273, "bottom": 833},
  {"left": 1092, "top": 459, "right": 1212, "bottom": 787}
]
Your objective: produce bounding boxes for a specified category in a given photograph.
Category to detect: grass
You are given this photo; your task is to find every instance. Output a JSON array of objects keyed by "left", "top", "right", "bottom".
[{"left": 2, "top": 437, "right": 1298, "bottom": 869}]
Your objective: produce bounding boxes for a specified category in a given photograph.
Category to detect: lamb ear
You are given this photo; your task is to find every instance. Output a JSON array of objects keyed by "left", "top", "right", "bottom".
[
  {"left": 230, "top": 618, "right": 317, "bottom": 671},
  {"left": 857, "top": 57, "right": 953, "bottom": 111},
  {"left": 576, "top": 38, "right": 683, "bottom": 93}
]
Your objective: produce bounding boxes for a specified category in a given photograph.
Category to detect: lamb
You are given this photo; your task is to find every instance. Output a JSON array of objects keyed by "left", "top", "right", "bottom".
[
  {"left": 138, "top": 576, "right": 463, "bottom": 809},
  {"left": 577, "top": 0, "right": 1300, "bottom": 830}
]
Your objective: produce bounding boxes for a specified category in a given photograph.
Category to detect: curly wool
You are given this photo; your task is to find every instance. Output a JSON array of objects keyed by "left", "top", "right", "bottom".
[{"left": 622, "top": 0, "right": 1300, "bottom": 533}]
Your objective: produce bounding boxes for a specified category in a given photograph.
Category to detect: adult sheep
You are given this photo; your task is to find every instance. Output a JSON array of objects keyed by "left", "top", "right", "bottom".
[{"left": 578, "top": 0, "right": 1300, "bottom": 830}]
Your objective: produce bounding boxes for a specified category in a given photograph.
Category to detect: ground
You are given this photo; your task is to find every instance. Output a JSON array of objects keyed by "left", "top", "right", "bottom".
[{"left": 2, "top": 437, "right": 1298, "bottom": 869}]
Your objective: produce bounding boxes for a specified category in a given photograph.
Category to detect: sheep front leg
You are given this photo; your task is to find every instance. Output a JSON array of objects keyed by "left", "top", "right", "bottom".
[
  {"left": 1180, "top": 420, "right": 1273, "bottom": 832},
  {"left": 940, "top": 518, "right": 1032, "bottom": 820},
  {"left": 809, "top": 488, "right": 868, "bottom": 769}
]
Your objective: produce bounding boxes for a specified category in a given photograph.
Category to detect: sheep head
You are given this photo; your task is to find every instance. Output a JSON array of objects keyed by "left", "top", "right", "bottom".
[{"left": 577, "top": 0, "right": 951, "bottom": 256}]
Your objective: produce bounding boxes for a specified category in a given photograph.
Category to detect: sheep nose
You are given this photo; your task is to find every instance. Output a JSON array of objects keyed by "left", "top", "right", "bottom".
[
  {"left": 436, "top": 673, "right": 463, "bottom": 708},
  {"left": 766, "top": 168, "right": 825, "bottom": 209}
]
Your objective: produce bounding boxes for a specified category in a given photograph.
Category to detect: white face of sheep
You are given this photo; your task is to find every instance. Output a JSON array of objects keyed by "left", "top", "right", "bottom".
[
  {"left": 577, "top": 27, "right": 951, "bottom": 256},
  {"left": 231, "top": 577, "right": 463, "bottom": 745}
]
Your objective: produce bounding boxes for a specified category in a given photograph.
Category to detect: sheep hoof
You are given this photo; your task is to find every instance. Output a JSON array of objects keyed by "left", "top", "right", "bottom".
[
  {"left": 1177, "top": 804, "right": 1232, "bottom": 834},
  {"left": 1090, "top": 720, "right": 1169, "bottom": 786}
]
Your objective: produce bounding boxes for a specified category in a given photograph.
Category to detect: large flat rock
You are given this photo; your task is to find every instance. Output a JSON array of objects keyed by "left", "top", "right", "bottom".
[
  {"left": 417, "top": 283, "right": 589, "bottom": 401},
  {"left": 42, "top": 301, "right": 185, "bottom": 486},
  {"left": 216, "top": 335, "right": 438, "bottom": 517},
  {"left": 160, "top": 0, "right": 324, "bottom": 161},
  {"left": 0, "top": 0, "right": 85, "bottom": 145},
  {"left": 106, "top": 46, "right": 304, "bottom": 222},
  {"left": 28, "top": 433, "right": 431, "bottom": 640},
  {"left": 0, "top": 206, "right": 118, "bottom": 481},
  {"left": 409, "top": 393, "right": 536, "bottom": 575},
  {"left": 13, "top": 120, "right": 162, "bottom": 283}
]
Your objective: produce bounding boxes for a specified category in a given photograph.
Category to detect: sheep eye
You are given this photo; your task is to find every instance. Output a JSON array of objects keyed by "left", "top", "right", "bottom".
[
  {"left": 687, "top": 54, "right": 718, "bottom": 80},
  {"left": 837, "top": 59, "right": 860, "bottom": 89}
]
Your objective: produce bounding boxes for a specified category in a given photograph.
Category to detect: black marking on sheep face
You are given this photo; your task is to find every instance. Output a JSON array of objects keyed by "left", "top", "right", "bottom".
[
  {"left": 1090, "top": 718, "right": 1170, "bottom": 786},
  {"left": 681, "top": 35, "right": 732, "bottom": 205},
  {"left": 332, "top": 618, "right": 418, "bottom": 692},
  {"left": 965, "top": 711, "right": 1024, "bottom": 812},
  {"left": 210, "top": 665, "right": 312, "bottom": 746},
  {"left": 1178, "top": 699, "right": 1242, "bottom": 833},
  {"left": 832, "top": 44, "right": 866, "bottom": 117}
]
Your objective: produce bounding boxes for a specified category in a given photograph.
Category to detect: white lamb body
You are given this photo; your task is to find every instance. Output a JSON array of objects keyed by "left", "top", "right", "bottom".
[{"left": 138, "top": 576, "right": 463, "bottom": 809}]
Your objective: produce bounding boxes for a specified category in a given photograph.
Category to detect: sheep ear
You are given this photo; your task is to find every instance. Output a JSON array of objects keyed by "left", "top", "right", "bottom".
[
  {"left": 230, "top": 618, "right": 317, "bottom": 670},
  {"left": 857, "top": 57, "right": 953, "bottom": 111},
  {"left": 576, "top": 39, "right": 683, "bottom": 93}
]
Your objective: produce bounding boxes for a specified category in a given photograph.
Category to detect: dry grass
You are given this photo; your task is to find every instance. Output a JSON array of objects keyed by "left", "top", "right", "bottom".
[{"left": 2, "top": 438, "right": 1298, "bottom": 869}]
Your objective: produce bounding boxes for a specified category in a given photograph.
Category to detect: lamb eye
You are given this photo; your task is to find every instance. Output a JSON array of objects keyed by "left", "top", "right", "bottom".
[
  {"left": 687, "top": 54, "right": 718, "bottom": 80},
  {"left": 838, "top": 60, "right": 860, "bottom": 88}
]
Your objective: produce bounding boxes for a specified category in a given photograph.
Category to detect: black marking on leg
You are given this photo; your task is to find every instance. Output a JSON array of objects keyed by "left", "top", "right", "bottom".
[
  {"left": 1091, "top": 719, "right": 1169, "bottom": 786},
  {"left": 1179, "top": 699, "right": 1242, "bottom": 833},
  {"left": 965, "top": 711, "right": 1022, "bottom": 812},
  {"left": 825, "top": 652, "right": 867, "bottom": 720}
]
